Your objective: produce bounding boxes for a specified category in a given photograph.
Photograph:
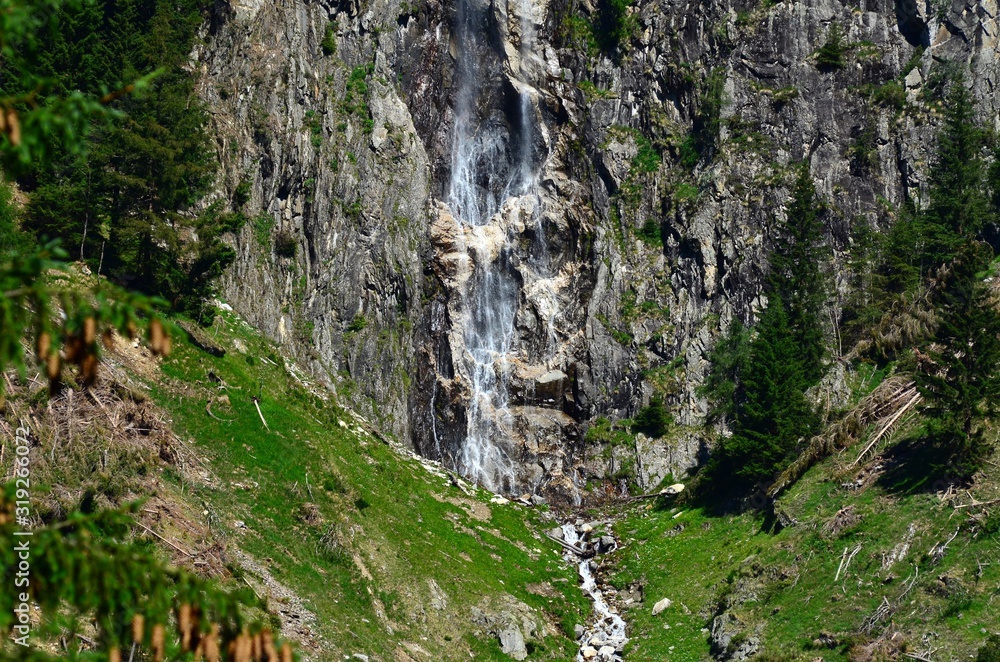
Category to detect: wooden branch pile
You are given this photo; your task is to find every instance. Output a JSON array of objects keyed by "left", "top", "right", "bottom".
[
  {"left": 769, "top": 377, "right": 918, "bottom": 498},
  {"left": 850, "top": 386, "right": 921, "bottom": 468}
]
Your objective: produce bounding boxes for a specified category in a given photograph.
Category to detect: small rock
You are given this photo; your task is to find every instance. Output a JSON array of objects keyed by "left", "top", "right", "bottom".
[
  {"left": 573, "top": 624, "right": 585, "bottom": 639},
  {"left": 581, "top": 646, "right": 598, "bottom": 659},
  {"left": 352, "top": 655, "right": 369, "bottom": 662},
  {"left": 490, "top": 495, "right": 509, "bottom": 505},
  {"left": 530, "top": 494, "right": 547, "bottom": 505},
  {"left": 598, "top": 645, "right": 616, "bottom": 659},
  {"left": 651, "top": 598, "right": 672, "bottom": 615},
  {"left": 598, "top": 535, "right": 616, "bottom": 552},
  {"left": 549, "top": 526, "right": 565, "bottom": 541}
]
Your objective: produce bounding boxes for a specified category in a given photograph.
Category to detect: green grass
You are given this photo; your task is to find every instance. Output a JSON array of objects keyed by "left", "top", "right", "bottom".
[
  {"left": 146, "top": 307, "right": 588, "bottom": 660},
  {"left": 610, "top": 436, "right": 1000, "bottom": 660}
]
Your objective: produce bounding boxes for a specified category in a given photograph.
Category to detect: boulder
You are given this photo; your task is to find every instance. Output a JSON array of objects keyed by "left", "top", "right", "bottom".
[
  {"left": 651, "top": 598, "right": 672, "bottom": 615},
  {"left": 498, "top": 623, "right": 527, "bottom": 660}
]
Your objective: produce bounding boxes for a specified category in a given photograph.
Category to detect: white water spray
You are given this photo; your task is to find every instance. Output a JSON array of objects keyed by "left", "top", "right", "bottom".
[
  {"left": 561, "top": 524, "right": 628, "bottom": 660},
  {"left": 446, "top": 0, "right": 557, "bottom": 492}
]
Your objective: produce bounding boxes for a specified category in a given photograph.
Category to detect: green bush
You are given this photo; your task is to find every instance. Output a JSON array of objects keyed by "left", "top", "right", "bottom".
[
  {"left": 274, "top": 230, "right": 298, "bottom": 258},
  {"left": 678, "top": 67, "right": 726, "bottom": 167},
  {"left": 872, "top": 82, "right": 906, "bottom": 111},
  {"left": 978, "top": 635, "right": 1000, "bottom": 662},
  {"left": 636, "top": 219, "right": 663, "bottom": 246},
  {"left": 593, "top": 0, "right": 636, "bottom": 54},
  {"left": 234, "top": 179, "right": 252, "bottom": 207},
  {"left": 252, "top": 213, "right": 274, "bottom": 248},
  {"left": 632, "top": 136, "right": 661, "bottom": 174},
  {"left": 347, "top": 314, "right": 367, "bottom": 333},
  {"left": 633, "top": 396, "right": 671, "bottom": 438},
  {"left": 816, "top": 23, "right": 847, "bottom": 71},
  {"left": 321, "top": 22, "right": 338, "bottom": 55}
]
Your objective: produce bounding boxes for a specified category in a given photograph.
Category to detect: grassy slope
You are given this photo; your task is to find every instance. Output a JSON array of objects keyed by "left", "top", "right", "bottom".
[
  {"left": 608, "top": 428, "right": 1000, "bottom": 661},
  {"left": 145, "top": 308, "right": 589, "bottom": 660}
]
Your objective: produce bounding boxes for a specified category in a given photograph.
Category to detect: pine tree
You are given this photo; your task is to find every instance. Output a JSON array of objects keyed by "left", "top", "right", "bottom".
[
  {"left": 920, "top": 77, "right": 989, "bottom": 267},
  {"left": 713, "top": 300, "right": 819, "bottom": 487},
  {"left": 912, "top": 74, "right": 1000, "bottom": 478},
  {"left": 917, "top": 241, "right": 1000, "bottom": 477},
  {"left": 768, "top": 165, "right": 829, "bottom": 385},
  {"left": 699, "top": 319, "right": 750, "bottom": 425}
]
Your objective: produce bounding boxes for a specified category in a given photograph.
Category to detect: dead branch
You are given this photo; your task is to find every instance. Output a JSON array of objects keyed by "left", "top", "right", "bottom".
[
  {"left": 205, "top": 398, "right": 234, "bottom": 423},
  {"left": 136, "top": 522, "right": 193, "bottom": 558},
  {"left": 769, "top": 377, "right": 916, "bottom": 498},
  {"left": 861, "top": 596, "right": 893, "bottom": 635},
  {"left": 955, "top": 497, "right": 1000, "bottom": 510},
  {"left": 851, "top": 391, "right": 921, "bottom": 467},
  {"left": 835, "top": 546, "right": 849, "bottom": 582},
  {"left": 252, "top": 396, "right": 269, "bottom": 431},
  {"left": 928, "top": 528, "right": 960, "bottom": 563},
  {"left": 544, "top": 532, "right": 585, "bottom": 556},
  {"left": 840, "top": 544, "right": 862, "bottom": 580}
]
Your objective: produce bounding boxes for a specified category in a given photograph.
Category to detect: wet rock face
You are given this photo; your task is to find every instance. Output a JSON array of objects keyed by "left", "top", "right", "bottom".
[{"left": 196, "top": 0, "right": 1000, "bottom": 495}]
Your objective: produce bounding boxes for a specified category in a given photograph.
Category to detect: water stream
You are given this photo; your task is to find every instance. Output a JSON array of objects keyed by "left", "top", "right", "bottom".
[{"left": 561, "top": 524, "right": 628, "bottom": 661}]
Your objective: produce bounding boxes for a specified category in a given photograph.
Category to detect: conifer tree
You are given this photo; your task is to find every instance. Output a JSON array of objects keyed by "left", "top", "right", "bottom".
[
  {"left": 917, "top": 242, "right": 1000, "bottom": 477},
  {"left": 768, "top": 165, "right": 829, "bottom": 385},
  {"left": 919, "top": 77, "right": 989, "bottom": 268},
  {"left": 698, "top": 319, "right": 750, "bottom": 425},
  {"left": 702, "top": 168, "right": 829, "bottom": 492},
  {"left": 911, "top": 73, "right": 1000, "bottom": 477},
  {"left": 714, "top": 299, "right": 819, "bottom": 486}
]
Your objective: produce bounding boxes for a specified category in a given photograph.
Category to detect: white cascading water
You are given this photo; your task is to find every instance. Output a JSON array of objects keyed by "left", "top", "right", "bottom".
[
  {"left": 447, "top": 0, "right": 550, "bottom": 491},
  {"left": 561, "top": 524, "right": 628, "bottom": 660}
]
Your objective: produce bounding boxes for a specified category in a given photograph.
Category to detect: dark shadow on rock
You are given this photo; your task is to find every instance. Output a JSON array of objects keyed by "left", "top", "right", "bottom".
[{"left": 894, "top": 0, "right": 931, "bottom": 47}]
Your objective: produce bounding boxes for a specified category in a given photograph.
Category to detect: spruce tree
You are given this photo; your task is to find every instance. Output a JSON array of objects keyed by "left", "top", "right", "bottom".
[
  {"left": 913, "top": 74, "right": 1000, "bottom": 478},
  {"left": 920, "top": 77, "right": 989, "bottom": 267},
  {"left": 20, "top": 0, "right": 221, "bottom": 320},
  {"left": 713, "top": 300, "right": 819, "bottom": 487},
  {"left": 768, "top": 165, "right": 829, "bottom": 385},
  {"left": 917, "top": 236, "right": 1000, "bottom": 477},
  {"left": 702, "top": 168, "right": 829, "bottom": 493}
]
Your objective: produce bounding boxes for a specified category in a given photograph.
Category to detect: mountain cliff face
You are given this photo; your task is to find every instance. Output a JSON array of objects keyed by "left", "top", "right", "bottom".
[{"left": 193, "top": 0, "right": 1000, "bottom": 497}]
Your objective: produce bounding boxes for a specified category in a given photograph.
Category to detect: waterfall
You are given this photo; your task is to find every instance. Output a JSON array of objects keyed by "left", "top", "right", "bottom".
[{"left": 445, "top": 0, "right": 549, "bottom": 492}]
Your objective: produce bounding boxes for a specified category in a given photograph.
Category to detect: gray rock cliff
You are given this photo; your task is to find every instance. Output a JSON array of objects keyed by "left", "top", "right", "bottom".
[{"left": 193, "top": 0, "right": 1000, "bottom": 497}]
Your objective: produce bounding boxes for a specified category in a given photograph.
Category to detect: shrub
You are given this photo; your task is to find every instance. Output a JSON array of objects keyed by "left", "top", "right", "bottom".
[
  {"left": 252, "top": 213, "right": 274, "bottom": 248},
  {"left": 321, "top": 22, "right": 338, "bottom": 55},
  {"left": 816, "top": 23, "right": 847, "bottom": 71},
  {"left": 978, "top": 635, "right": 1000, "bottom": 662},
  {"left": 632, "top": 136, "right": 661, "bottom": 174},
  {"left": 633, "top": 396, "right": 671, "bottom": 438},
  {"left": 347, "top": 314, "right": 367, "bottom": 333},
  {"left": 636, "top": 218, "right": 663, "bottom": 246},
  {"left": 234, "top": 179, "right": 252, "bottom": 207},
  {"left": 274, "top": 230, "right": 298, "bottom": 258},
  {"left": 594, "top": 0, "right": 636, "bottom": 54},
  {"left": 871, "top": 81, "right": 906, "bottom": 111}
]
